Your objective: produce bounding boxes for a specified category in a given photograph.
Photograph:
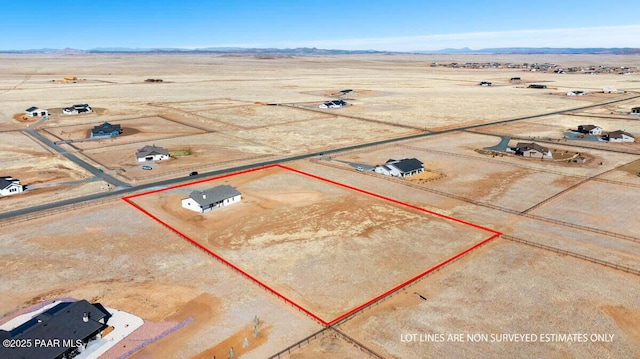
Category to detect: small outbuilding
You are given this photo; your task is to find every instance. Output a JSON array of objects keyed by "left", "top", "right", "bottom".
[
  {"left": 91, "top": 122, "right": 122, "bottom": 138},
  {"left": 604, "top": 130, "right": 635, "bottom": 142},
  {"left": 182, "top": 185, "right": 241, "bottom": 214},
  {"left": 577, "top": 125, "right": 603, "bottom": 135},
  {"left": 0, "top": 176, "right": 24, "bottom": 196},
  {"left": 631, "top": 107, "right": 640, "bottom": 114},
  {"left": 136, "top": 145, "right": 170, "bottom": 162},
  {"left": 374, "top": 158, "right": 424, "bottom": 178},
  {"left": 24, "top": 106, "right": 49, "bottom": 117}
]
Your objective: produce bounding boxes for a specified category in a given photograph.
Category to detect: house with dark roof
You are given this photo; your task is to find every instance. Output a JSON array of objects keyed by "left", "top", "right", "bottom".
[
  {"left": 0, "top": 300, "right": 111, "bottom": 359},
  {"left": 374, "top": 158, "right": 424, "bottom": 178},
  {"left": 319, "top": 99, "right": 346, "bottom": 109},
  {"left": 513, "top": 142, "right": 552, "bottom": 158},
  {"left": 90, "top": 122, "right": 122, "bottom": 138},
  {"left": 181, "top": 185, "right": 242, "bottom": 214},
  {"left": 24, "top": 106, "right": 48, "bottom": 117},
  {"left": 603, "top": 130, "right": 635, "bottom": 143},
  {"left": 577, "top": 125, "right": 603, "bottom": 135},
  {"left": 0, "top": 176, "right": 24, "bottom": 196},
  {"left": 136, "top": 145, "right": 170, "bottom": 162},
  {"left": 63, "top": 103, "right": 93, "bottom": 115}
]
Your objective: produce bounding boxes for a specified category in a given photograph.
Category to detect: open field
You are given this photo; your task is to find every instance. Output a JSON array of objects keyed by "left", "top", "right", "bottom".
[
  {"left": 127, "top": 165, "right": 496, "bottom": 322},
  {"left": 1, "top": 54, "right": 639, "bottom": 358},
  {"left": 338, "top": 240, "right": 640, "bottom": 359}
]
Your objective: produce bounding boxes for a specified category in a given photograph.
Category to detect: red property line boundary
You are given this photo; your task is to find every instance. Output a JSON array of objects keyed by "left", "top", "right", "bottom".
[{"left": 122, "top": 164, "right": 501, "bottom": 326}]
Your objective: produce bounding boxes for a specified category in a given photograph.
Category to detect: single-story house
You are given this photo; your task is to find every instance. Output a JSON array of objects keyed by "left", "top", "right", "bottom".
[
  {"left": 527, "top": 84, "right": 547, "bottom": 89},
  {"left": 24, "top": 106, "right": 49, "bottom": 117},
  {"left": 0, "top": 176, "right": 24, "bottom": 196},
  {"left": 374, "top": 158, "right": 424, "bottom": 178},
  {"left": 567, "top": 90, "right": 587, "bottom": 96},
  {"left": 319, "top": 99, "right": 347, "bottom": 109},
  {"left": 604, "top": 130, "right": 635, "bottom": 143},
  {"left": 513, "top": 142, "right": 552, "bottom": 158},
  {"left": 135, "top": 145, "right": 170, "bottom": 162},
  {"left": 182, "top": 185, "right": 241, "bottom": 214},
  {"left": 0, "top": 300, "right": 111, "bottom": 359},
  {"left": 577, "top": 125, "right": 603, "bottom": 135},
  {"left": 63, "top": 103, "right": 93, "bottom": 115},
  {"left": 91, "top": 122, "right": 122, "bottom": 138},
  {"left": 479, "top": 81, "right": 492, "bottom": 86},
  {"left": 631, "top": 106, "right": 640, "bottom": 114}
]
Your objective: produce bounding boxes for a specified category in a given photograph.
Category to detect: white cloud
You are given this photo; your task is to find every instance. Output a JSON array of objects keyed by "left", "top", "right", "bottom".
[{"left": 203, "top": 25, "right": 640, "bottom": 51}]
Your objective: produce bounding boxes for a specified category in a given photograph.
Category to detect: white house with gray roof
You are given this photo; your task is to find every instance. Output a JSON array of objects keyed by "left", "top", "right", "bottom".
[
  {"left": 181, "top": 185, "right": 241, "bottom": 214},
  {"left": 136, "top": 145, "right": 170, "bottom": 162}
]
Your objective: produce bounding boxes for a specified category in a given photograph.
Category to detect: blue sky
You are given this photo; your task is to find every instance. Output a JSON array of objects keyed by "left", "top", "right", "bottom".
[{"left": 2, "top": 0, "right": 639, "bottom": 50}]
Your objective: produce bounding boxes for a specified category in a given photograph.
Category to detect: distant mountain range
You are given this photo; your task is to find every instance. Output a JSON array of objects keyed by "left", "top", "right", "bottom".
[{"left": 2, "top": 47, "right": 639, "bottom": 55}]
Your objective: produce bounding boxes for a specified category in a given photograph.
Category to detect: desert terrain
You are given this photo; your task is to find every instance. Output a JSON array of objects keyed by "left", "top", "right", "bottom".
[{"left": 1, "top": 54, "right": 639, "bottom": 358}]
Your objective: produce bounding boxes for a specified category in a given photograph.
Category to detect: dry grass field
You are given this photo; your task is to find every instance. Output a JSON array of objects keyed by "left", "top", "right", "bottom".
[
  {"left": 127, "top": 166, "right": 494, "bottom": 322},
  {"left": 338, "top": 240, "right": 640, "bottom": 359},
  {"left": 0, "top": 54, "right": 639, "bottom": 358}
]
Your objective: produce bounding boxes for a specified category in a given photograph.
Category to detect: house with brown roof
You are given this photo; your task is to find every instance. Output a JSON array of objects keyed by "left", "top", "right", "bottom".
[
  {"left": 604, "top": 130, "right": 635, "bottom": 143},
  {"left": 513, "top": 142, "right": 552, "bottom": 158},
  {"left": 577, "top": 125, "right": 603, "bottom": 135}
]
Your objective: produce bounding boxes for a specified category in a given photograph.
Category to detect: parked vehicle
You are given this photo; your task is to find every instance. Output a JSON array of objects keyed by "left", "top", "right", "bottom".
[
  {"left": 142, "top": 165, "right": 152, "bottom": 170},
  {"left": 189, "top": 171, "right": 198, "bottom": 176}
]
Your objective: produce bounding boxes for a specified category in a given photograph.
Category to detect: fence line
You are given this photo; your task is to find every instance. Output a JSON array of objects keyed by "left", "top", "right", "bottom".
[
  {"left": 502, "top": 235, "right": 640, "bottom": 276},
  {"left": 310, "top": 158, "right": 640, "bottom": 244},
  {"left": 0, "top": 196, "right": 120, "bottom": 227},
  {"left": 266, "top": 329, "right": 330, "bottom": 359},
  {"left": 331, "top": 328, "right": 385, "bottom": 359}
]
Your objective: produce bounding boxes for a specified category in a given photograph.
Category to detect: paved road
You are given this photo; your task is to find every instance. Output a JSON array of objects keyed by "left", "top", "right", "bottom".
[
  {"left": 25, "top": 128, "right": 130, "bottom": 188},
  {"left": 2, "top": 93, "right": 639, "bottom": 221}
]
